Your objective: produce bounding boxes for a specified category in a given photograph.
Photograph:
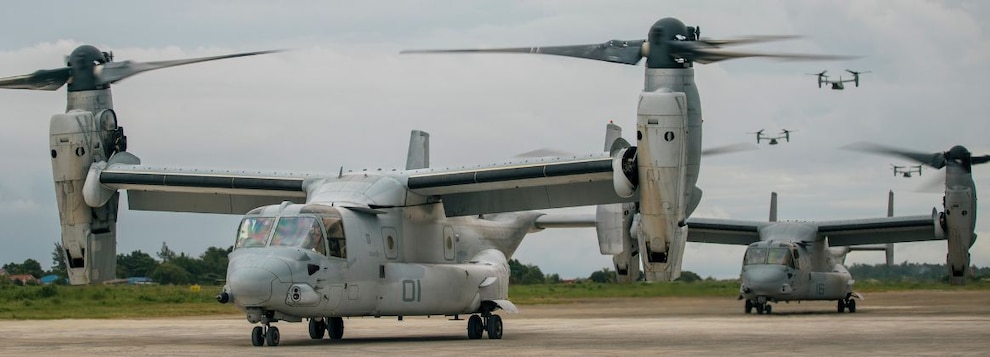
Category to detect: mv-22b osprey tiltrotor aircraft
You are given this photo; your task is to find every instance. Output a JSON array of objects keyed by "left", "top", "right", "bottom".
[
  {"left": 689, "top": 191, "right": 929, "bottom": 315},
  {"left": 403, "top": 17, "right": 853, "bottom": 283},
  {"left": 808, "top": 69, "right": 869, "bottom": 90}
]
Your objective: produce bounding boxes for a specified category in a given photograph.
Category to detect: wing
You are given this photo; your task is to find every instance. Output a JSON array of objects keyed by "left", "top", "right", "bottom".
[
  {"left": 405, "top": 153, "right": 631, "bottom": 216},
  {"left": 94, "top": 157, "right": 314, "bottom": 214},
  {"left": 818, "top": 215, "right": 938, "bottom": 246},
  {"left": 685, "top": 218, "right": 763, "bottom": 245}
]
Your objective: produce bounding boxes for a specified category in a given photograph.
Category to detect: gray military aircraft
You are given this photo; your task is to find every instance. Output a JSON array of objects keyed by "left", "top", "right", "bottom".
[
  {"left": 403, "top": 17, "right": 853, "bottom": 283},
  {"left": 848, "top": 143, "right": 987, "bottom": 285},
  {"left": 0, "top": 40, "right": 798, "bottom": 345},
  {"left": 893, "top": 164, "right": 923, "bottom": 178},
  {"left": 749, "top": 129, "right": 794, "bottom": 145},
  {"left": 809, "top": 69, "right": 869, "bottom": 90},
  {"left": 687, "top": 191, "right": 936, "bottom": 314}
]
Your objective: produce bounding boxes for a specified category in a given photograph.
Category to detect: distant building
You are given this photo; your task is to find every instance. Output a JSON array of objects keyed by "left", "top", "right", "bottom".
[{"left": 8, "top": 274, "right": 37, "bottom": 285}]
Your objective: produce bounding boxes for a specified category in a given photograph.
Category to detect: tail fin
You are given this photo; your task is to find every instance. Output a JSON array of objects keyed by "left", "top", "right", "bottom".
[
  {"left": 769, "top": 192, "right": 778, "bottom": 222},
  {"left": 405, "top": 130, "right": 430, "bottom": 170}
]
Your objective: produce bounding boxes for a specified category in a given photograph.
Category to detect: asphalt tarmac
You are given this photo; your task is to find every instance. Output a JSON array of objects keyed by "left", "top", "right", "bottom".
[{"left": 0, "top": 290, "right": 987, "bottom": 356}]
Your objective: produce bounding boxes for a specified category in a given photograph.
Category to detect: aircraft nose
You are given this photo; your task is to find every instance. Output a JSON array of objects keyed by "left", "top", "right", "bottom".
[
  {"left": 742, "top": 266, "right": 788, "bottom": 295},
  {"left": 227, "top": 255, "right": 293, "bottom": 306},
  {"left": 228, "top": 267, "right": 277, "bottom": 306}
]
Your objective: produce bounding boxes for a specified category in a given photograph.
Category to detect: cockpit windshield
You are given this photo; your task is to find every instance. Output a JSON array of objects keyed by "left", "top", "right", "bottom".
[
  {"left": 270, "top": 216, "right": 324, "bottom": 252},
  {"left": 744, "top": 246, "right": 794, "bottom": 267},
  {"left": 766, "top": 248, "right": 791, "bottom": 265},
  {"left": 235, "top": 217, "right": 275, "bottom": 248},
  {"left": 744, "top": 247, "right": 767, "bottom": 265}
]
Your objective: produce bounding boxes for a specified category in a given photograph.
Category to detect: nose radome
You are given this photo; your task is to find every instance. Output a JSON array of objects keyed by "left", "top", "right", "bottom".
[
  {"left": 743, "top": 267, "right": 787, "bottom": 294},
  {"left": 228, "top": 267, "right": 277, "bottom": 306}
]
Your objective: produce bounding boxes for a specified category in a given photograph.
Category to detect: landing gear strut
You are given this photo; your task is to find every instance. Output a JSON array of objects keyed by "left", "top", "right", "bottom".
[
  {"left": 466, "top": 313, "right": 503, "bottom": 339},
  {"left": 251, "top": 324, "right": 280, "bottom": 346},
  {"left": 747, "top": 297, "right": 772, "bottom": 315},
  {"left": 837, "top": 297, "right": 857, "bottom": 313}
]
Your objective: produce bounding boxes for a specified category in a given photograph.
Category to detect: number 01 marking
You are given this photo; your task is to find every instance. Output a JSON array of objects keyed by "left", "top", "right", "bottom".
[{"left": 402, "top": 279, "right": 422, "bottom": 302}]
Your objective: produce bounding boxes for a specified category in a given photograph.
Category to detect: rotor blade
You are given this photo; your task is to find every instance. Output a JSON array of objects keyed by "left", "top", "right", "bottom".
[
  {"left": 972, "top": 155, "right": 990, "bottom": 165},
  {"left": 96, "top": 49, "right": 281, "bottom": 85},
  {"left": 842, "top": 142, "right": 946, "bottom": 169},
  {"left": 681, "top": 48, "right": 858, "bottom": 64},
  {"left": 698, "top": 35, "right": 801, "bottom": 47},
  {"left": 701, "top": 142, "right": 758, "bottom": 156},
  {"left": 401, "top": 40, "right": 647, "bottom": 65},
  {"left": 0, "top": 67, "right": 71, "bottom": 91}
]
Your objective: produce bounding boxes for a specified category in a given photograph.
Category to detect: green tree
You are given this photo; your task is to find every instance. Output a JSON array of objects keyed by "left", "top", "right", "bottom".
[
  {"left": 49, "top": 242, "right": 68, "bottom": 279},
  {"left": 588, "top": 267, "right": 616, "bottom": 283},
  {"left": 3, "top": 258, "right": 45, "bottom": 278},
  {"left": 150, "top": 263, "right": 191, "bottom": 285},
  {"left": 198, "top": 246, "right": 231, "bottom": 283},
  {"left": 508, "top": 259, "right": 547, "bottom": 285},
  {"left": 675, "top": 271, "right": 702, "bottom": 283},
  {"left": 157, "top": 242, "right": 176, "bottom": 263},
  {"left": 117, "top": 250, "right": 159, "bottom": 278},
  {"left": 170, "top": 253, "right": 205, "bottom": 283}
]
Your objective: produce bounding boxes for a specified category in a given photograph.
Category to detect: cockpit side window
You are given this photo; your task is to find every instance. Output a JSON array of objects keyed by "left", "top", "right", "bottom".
[
  {"left": 235, "top": 217, "right": 275, "bottom": 248},
  {"left": 744, "top": 247, "right": 767, "bottom": 265},
  {"left": 322, "top": 217, "right": 347, "bottom": 259}
]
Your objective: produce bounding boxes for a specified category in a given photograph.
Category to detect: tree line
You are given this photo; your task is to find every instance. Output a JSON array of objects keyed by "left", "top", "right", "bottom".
[{"left": 2, "top": 242, "right": 231, "bottom": 285}]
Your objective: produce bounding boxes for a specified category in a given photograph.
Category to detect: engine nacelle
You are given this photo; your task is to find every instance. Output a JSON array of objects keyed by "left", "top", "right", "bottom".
[
  {"left": 50, "top": 109, "right": 124, "bottom": 284},
  {"left": 943, "top": 186, "right": 975, "bottom": 285},
  {"left": 635, "top": 90, "right": 689, "bottom": 281}
]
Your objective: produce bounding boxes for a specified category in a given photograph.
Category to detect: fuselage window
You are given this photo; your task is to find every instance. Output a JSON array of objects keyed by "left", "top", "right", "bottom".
[
  {"left": 235, "top": 217, "right": 275, "bottom": 248},
  {"left": 322, "top": 217, "right": 347, "bottom": 259}
]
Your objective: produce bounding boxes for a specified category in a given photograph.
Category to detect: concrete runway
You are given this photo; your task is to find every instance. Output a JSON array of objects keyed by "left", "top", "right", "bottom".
[{"left": 0, "top": 290, "right": 988, "bottom": 356}]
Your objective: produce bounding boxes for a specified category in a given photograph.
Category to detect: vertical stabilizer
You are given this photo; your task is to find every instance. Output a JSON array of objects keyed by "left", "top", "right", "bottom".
[
  {"left": 886, "top": 190, "right": 894, "bottom": 266},
  {"left": 405, "top": 130, "right": 430, "bottom": 170},
  {"left": 769, "top": 192, "right": 778, "bottom": 222}
]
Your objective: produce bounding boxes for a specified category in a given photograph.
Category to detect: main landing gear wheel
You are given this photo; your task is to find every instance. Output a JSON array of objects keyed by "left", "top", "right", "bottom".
[
  {"left": 745, "top": 300, "right": 753, "bottom": 314},
  {"left": 265, "top": 326, "right": 280, "bottom": 346},
  {"left": 309, "top": 318, "right": 326, "bottom": 339},
  {"left": 467, "top": 315, "right": 484, "bottom": 339},
  {"left": 251, "top": 326, "right": 264, "bottom": 346},
  {"left": 486, "top": 315, "right": 503, "bottom": 339},
  {"left": 837, "top": 299, "right": 847, "bottom": 313},
  {"left": 327, "top": 317, "right": 344, "bottom": 339},
  {"left": 847, "top": 299, "right": 857, "bottom": 313}
]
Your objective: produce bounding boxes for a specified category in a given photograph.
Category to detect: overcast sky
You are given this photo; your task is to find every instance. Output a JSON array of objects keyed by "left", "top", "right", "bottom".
[{"left": 1, "top": 0, "right": 988, "bottom": 279}]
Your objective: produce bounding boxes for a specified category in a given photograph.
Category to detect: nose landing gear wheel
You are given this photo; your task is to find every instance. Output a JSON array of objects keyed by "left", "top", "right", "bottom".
[
  {"left": 251, "top": 326, "right": 264, "bottom": 346},
  {"left": 755, "top": 303, "right": 765, "bottom": 315},
  {"left": 327, "top": 317, "right": 345, "bottom": 339},
  {"left": 265, "top": 326, "right": 280, "bottom": 346},
  {"left": 467, "top": 315, "right": 484, "bottom": 339},
  {"left": 486, "top": 315, "right": 503, "bottom": 339},
  {"left": 309, "top": 318, "right": 326, "bottom": 339},
  {"left": 745, "top": 300, "right": 753, "bottom": 314}
]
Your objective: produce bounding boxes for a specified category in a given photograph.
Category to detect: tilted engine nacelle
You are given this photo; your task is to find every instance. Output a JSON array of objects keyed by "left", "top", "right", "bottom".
[
  {"left": 943, "top": 186, "right": 976, "bottom": 285},
  {"left": 50, "top": 109, "right": 127, "bottom": 284},
  {"left": 633, "top": 90, "right": 689, "bottom": 281}
]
